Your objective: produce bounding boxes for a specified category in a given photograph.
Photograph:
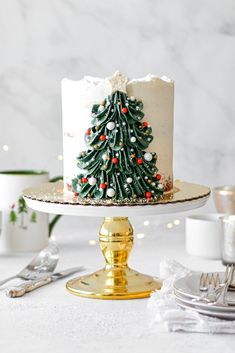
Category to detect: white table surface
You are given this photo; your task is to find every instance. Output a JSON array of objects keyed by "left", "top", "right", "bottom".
[{"left": 0, "top": 212, "right": 234, "bottom": 353}]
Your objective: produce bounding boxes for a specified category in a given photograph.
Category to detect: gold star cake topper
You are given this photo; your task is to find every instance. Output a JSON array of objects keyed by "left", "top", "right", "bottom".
[{"left": 108, "top": 71, "right": 128, "bottom": 93}]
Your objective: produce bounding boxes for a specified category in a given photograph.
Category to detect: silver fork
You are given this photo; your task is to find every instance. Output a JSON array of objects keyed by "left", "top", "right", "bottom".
[
  {"left": 199, "top": 272, "right": 220, "bottom": 302},
  {"left": 215, "top": 265, "right": 235, "bottom": 306},
  {"left": 198, "top": 265, "right": 234, "bottom": 305},
  {"left": 0, "top": 243, "right": 59, "bottom": 287}
]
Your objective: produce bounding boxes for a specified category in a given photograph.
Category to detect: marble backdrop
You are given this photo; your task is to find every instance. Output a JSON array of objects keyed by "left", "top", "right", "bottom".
[{"left": 0, "top": 0, "right": 235, "bottom": 188}]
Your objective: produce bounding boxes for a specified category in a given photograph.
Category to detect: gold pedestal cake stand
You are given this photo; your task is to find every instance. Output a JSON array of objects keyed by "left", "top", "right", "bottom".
[{"left": 23, "top": 180, "right": 210, "bottom": 300}]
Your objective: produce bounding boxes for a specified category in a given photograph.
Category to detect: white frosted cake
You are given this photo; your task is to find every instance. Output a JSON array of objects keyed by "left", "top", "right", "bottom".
[{"left": 61, "top": 72, "right": 174, "bottom": 204}]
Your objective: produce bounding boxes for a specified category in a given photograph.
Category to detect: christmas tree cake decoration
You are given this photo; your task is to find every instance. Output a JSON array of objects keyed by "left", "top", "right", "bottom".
[{"left": 71, "top": 72, "right": 164, "bottom": 203}]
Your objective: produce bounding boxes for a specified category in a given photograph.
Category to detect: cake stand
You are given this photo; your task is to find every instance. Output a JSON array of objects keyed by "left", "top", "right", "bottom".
[{"left": 23, "top": 180, "right": 210, "bottom": 300}]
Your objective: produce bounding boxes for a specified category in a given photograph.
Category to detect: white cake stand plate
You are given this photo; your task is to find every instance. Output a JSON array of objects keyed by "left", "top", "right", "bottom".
[{"left": 24, "top": 180, "right": 210, "bottom": 300}]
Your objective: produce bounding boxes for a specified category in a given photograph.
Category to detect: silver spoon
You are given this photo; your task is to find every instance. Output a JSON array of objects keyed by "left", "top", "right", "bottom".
[{"left": 0, "top": 242, "right": 59, "bottom": 287}]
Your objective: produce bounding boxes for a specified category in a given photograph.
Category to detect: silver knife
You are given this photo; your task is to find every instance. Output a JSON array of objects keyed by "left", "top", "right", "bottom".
[{"left": 6, "top": 266, "right": 85, "bottom": 298}]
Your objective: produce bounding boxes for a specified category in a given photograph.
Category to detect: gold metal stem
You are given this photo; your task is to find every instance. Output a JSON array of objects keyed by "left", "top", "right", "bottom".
[
  {"left": 66, "top": 217, "right": 162, "bottom": 299},
  {"left": 99, "top": 217, "right": 133, "bottom": 269}
]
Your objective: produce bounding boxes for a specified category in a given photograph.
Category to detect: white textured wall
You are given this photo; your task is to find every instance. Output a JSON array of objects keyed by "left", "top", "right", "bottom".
[{"left": 0, "top": 0, "right": 235, "bottom": 187}]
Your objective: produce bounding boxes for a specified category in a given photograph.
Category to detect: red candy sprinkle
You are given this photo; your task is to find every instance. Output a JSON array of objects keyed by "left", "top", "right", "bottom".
[
  {"left": 81, "top": 177, "right": 88, "bottom": 183},
  {"left": 85, "top": 129, "right": 91, "bottom": 135},
  {"left": 112, "top": 157, "right": 118, "bottom": 164},
  {"left": 100, "top": 135, "right": 106, "bottom": 141},
  {"left": 121, "top": 107, "right": 128, "bottom": 114},
  {"left": 143, "top": 122, "right": 149, "bottom": 128},
  {"left": 74, "top": 192, "right": 79, "bottom": 197},
  {"left": 100, "top": 183, "right": 106, "bottom": 189},
  {"left": 156, "top": 174, "right": 161, "bottom": 180},
  {"left": 146, "top": 191, "right": 151, "bottom": 198},
  {"left": 137, "top": 158, "right": 143, "bottom": 165}
]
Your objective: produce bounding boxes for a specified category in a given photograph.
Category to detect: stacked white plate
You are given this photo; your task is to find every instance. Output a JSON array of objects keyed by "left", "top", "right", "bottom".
[{"left": 174, "top": 273, "right": 235, "bottom": 320}]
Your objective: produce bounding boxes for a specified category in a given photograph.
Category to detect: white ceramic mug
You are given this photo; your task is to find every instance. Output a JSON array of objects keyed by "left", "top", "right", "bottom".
[
  {"left": 185, "top": 214, "right": 223, "bottom": 260},
  {"left": 0, "top": 170, "right": 61, "bottom": 253}
]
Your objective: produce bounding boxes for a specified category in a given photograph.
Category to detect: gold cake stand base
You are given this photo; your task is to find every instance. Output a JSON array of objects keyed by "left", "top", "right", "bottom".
[{"left": 66, "top": 217, "right": 161, "bottom": 299}]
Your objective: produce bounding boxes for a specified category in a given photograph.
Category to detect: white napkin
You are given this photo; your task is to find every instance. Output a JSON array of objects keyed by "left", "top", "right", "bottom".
[{"left": 148, "top": 259, "right": 235, "bottom": 333}]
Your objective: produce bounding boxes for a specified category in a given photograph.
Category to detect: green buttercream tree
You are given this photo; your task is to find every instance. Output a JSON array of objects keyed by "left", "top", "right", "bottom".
[{"left": 72, "top": 72, "right": 164, "bottom": 202}]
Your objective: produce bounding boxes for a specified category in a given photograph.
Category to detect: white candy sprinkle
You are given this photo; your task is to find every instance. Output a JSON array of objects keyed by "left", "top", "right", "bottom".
[
  {"left": 88, "top": 177, "right": 97, "bottom": 186},
  {"left": 144, "top": 152, "right": 153, "bottom": 162},
  {"left": 102, "top": 153, "right": 108, "bottom": 161},
  {"left": 130, "top": 137, "right": 136, "bottom": 143},
  {"left": 107, "top": 188, "right": 115, "bottom": 197},
  {"left": 76, "top": 184, "right": 82, "bottom": 192},
  {"left": 107, "top": 122, "right": 115, "bottom": 130}
]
